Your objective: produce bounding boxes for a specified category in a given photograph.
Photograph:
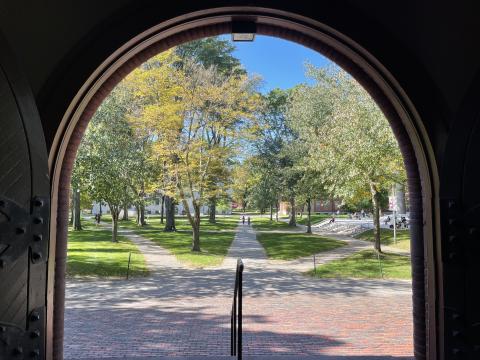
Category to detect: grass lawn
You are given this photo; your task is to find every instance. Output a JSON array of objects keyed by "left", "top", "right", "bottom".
[
  {"left": 256, "top": 232, "right": 346, "bottom": 260},
  {"left": 251, "top": 216, "right": 293, "bottom": 231},
  {"left": 307, "top": 250, "right": 411, "bottom": 280},
  {"left": 116, "top": 216, "right": 237, "bottom": 267},
  {"left": 355, "top": 228, "right": 411, "bottom": 251},
  {"left": 67, "top": 224, "right": 148, "bottom": 278}
]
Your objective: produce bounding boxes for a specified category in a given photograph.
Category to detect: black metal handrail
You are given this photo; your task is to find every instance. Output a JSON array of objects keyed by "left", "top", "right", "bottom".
[{"left": 231, "top": 258, "right": 244, "bottom": 359}]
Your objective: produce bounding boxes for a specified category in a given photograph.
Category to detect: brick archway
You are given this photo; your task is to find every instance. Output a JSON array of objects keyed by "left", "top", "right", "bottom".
[{"left": 48, "top": 7, "right": 440, "bottom": 360}]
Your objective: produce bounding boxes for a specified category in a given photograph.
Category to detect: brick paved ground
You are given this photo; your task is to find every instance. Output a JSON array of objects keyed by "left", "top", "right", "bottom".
[{"left": 64, "top": 223, "right": 413, "bottom": 359}]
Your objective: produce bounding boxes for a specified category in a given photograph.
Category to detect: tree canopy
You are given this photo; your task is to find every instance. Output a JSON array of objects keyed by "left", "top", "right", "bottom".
[{"left": 72, "top": 37, "right": 408, "bottom": 254}]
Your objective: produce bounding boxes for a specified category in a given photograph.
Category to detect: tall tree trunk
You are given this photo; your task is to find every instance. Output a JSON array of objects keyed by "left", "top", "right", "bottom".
[
  {"left": 160, "top": 195, "right": 165, "bottom": 224},
  {"left": 270, "top": 204, "right": 273, "bottom": 221},
  {"left": 306, "top": 198, "right": 312, "bottom": 234},
  {"left": 208, "top": 197, "right": 216, "bottom": 224},
  {"left": 138, "top": 182, "right": 146, "bottom": 226},
  {"left": 276, "top": 200, "right": 279, "bottom": 222},
  {"left": 164, "top": 196, "right": 176, "bottom": 232},
  {"left": 138, "top": 204, "right": 146, "bottom": 226},
  {"left": 111, "top": 208, "right": 119, "bottom": 242},
  {"left": 122, "top": 204, "right": 129, "bottom": 221},
  {"left": 394, "top": 182, "right": 407, "bottom": 214},
  {"left": 370, "top": 182, "right": 382, "bottom": 252},
  {"left": 191, "top": 203, "right": 201, "bottom": 252},
  {"left": 135, "top": 205, "right": 140, "bottom": 225},
  {"left": 69, "top": 195, "right": 73, "bottom": 226},
  {"left": 288, "top": 197, "right": 296, "bottom": 226},
  {"left": 73, "top": 188, "right": 82, "bottom": 230}
]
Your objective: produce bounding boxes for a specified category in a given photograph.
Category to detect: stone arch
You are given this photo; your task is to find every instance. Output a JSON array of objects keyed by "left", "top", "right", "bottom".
[{"left": 48, "top": 7, "right": 440, "bottom": 360}]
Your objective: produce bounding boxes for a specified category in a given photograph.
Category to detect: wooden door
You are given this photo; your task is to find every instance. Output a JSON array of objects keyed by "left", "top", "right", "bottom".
[{"left": 0, "top": 33, "right": 50, "bottom": 359}]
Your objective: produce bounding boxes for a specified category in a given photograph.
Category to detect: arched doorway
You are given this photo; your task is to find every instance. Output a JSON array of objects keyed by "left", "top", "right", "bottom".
[{"left": 48, "top": 8, "right": 440, "bottom": 360}]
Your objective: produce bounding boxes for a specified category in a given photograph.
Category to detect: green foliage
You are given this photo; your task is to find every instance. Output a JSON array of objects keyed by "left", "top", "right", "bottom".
[
  {"left": 257, "top": 232, "right": 345, "bottom": 260},
  {"left": 127, "top": 48, "right": 261, "bottom": 250},
  {"left": 175, "top": 36, "right": 245, "bottom": 77},
  {"left": 247, "top": 88, "right": 301, "bottom": 219},
  {"left": 288, "top": 65, "right": 406, "bottom": 197},
  {"left": 287, "top": 65, "right": 407, "bottom": 250},
  {"left": 308, "top": 250, "right": 411, "bottom": 279},
  {"left": 74, "top": 80, "right": 159, "bottom": 239},
  {"left": 231, "top": 159, "right": 257, "bottom": 212}
]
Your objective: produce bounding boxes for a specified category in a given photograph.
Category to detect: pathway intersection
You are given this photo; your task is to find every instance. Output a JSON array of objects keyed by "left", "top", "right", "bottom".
[{"left": 64, "top": 219, "right": 414, "bottom": 359}]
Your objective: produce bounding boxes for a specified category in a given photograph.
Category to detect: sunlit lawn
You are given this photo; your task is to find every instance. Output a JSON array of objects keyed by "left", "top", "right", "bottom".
[
  {"left": 257, "top": 232, "right": 346, "bottom": 260},
  {"left": 251, "top": 216, "right": 293, "bottom": 231},
  {"left": 307, "top": 249, "right": 411, "bottom": 279},
  {"left": 356, "top": 228, "right": 411, "bottom": 251},
  {"left": 67, "top": 223, "right": 148, "bottom": 278},
  {"left": 115, "top": 216, "right": 238, "bottom": 267}
]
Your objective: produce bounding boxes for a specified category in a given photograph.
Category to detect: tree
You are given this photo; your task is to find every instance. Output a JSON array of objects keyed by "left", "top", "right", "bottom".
[
  {"left": 79, "top": 83, "right": 142, "bottom": 242},
  {"left": 129, "top": 51, "right": 260, "bottom": 251},
  {"left": 71, "top": 138, "right": 92, "bottom": 230},
  {"left": 176, "top": 36, "right": 247, "bottom": 224},
  {"left": 254, "top": 88, "right": 299, "bottom": 225},
  {"left": 231, "top": 161, "right": 256, "bottom": 213},
  {"left": 288, "top": 65, "right": 406, "bottom": 251},
  {"left": 175, "top": 37, "right": 245, "bottom": 77},
  {"left": 163, "top": 195, "right": 176, "bottom": 232},
  {"left": 70, "top": 162, "right": 83, "bottom": 231},
  {"left": 294, "top": 171, "right": 327, "bottom": 233}
]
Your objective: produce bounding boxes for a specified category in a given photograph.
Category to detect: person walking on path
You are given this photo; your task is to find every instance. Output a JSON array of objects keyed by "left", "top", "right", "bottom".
[
  {"left": 247, "top": 216, "right": 251, "bottom": 226},
  {"left": 242, "top": 215, "right": 245, "bottom": 225}
]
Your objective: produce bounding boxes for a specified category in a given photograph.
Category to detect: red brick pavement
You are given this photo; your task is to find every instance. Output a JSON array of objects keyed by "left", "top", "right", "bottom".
[
  {"left": 64, "top": 225, "right": 413, "bottom": 359},
  {"left": 64, "top": 284, "right": 413, "bottom": 358}
]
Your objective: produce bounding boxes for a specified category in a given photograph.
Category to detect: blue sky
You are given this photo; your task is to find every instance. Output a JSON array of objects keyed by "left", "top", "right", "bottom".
[{"left": 221, "top": 34, "right": 331, "bottom": 93}]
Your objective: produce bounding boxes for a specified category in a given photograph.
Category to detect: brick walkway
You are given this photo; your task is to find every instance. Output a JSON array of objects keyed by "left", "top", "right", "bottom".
[{"left": 64, "top": 223, "right": 414, "bottom": 359}]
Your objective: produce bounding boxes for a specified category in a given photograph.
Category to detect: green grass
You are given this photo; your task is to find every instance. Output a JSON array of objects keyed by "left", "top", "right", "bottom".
[
  {"left": 67, "top": 224, "right": 148, "bottom": 278},
  {"left": 117, "top": 217, "right": 237, "bottom": 267},
  {"left": 256, "top": 232, "right": 346, "bottom": 260},
  {"left": 355, "top": 228, "right": 411, "bottom": 251},
  {"left": 251, "top": 216, "right": 293, "bottom": 231},
  {"left": 307, "top": 250, "right": 411, "bottom": 279}
]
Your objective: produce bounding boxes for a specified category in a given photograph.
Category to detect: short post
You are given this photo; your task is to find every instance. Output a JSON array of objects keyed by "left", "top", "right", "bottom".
[
  {"left": 126, "top": 251, "right": 132, "bottom": 279},
  {"left": 313, "top": 254, "right": 317, "bottom": 274}
]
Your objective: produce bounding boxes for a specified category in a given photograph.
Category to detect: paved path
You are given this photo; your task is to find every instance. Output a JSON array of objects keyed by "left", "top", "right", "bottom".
[
  {"left": 221, "top": 222, "right": 372, "bottom": 273},
  {"left": 221, "top": 223, "right": 267, "bottom": 269},
  {"left": 118, "top": 228, "right": 188, "bottom": 271},
  {"left": 64, "top": 221, "right": 413, "bottom": 359}
]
